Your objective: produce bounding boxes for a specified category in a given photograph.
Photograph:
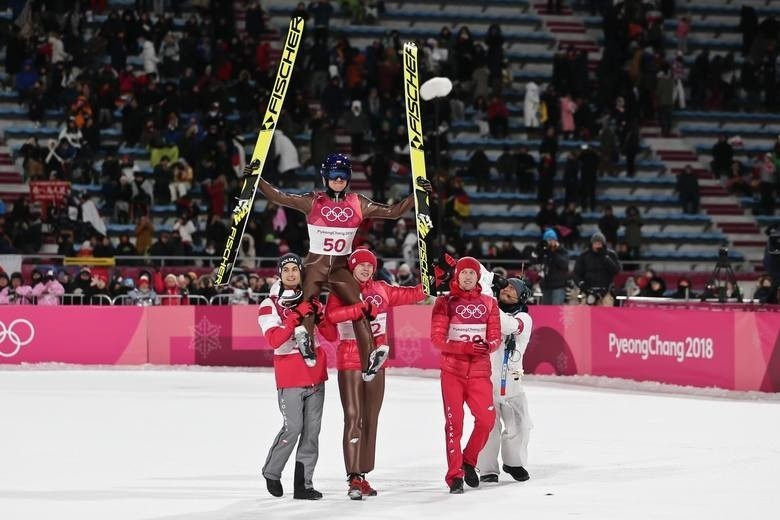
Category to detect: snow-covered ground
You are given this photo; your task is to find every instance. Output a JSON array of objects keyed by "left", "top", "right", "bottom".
[{"left": 2, "top": 367, "right": 779, "bottom": 520}]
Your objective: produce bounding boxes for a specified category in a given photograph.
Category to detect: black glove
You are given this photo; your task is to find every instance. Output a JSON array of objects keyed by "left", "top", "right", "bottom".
[
  {"left": 505, "top": 334, "right": 516, "bottom": 353},
  {"left": 242, "top": 159, "right": 261, "bottom": 177},
  {"left": 416, "top": 177, "right": 433, "bottom": 195}
]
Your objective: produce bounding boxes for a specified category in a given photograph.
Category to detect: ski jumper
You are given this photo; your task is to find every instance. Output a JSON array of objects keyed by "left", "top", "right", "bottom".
[
  {"left": 322, "top": 278, "right": 425, "bottom": 476},
  {"left": 258, "top": 179, "right": 414, "bottom": 372},
  {"left": 259, "top": 284, "right": 328, "bottom": 491},
  {"left": 430, "top": 275, "right": 501, "bottom": 487}
]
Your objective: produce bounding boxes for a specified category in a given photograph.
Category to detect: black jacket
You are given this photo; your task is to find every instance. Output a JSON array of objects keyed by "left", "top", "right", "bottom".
[
  {"left": 574, "top": 248, "right": 621, "bottom": 290},
  {"left": 541, "top": 245, "right": 570, "bottom": 289}
]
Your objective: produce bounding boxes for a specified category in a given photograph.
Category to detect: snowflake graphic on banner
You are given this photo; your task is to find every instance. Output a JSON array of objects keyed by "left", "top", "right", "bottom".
[
  {"left": 189, "top": 316, "right": 223, "bottom": 358},
  {"left": 556, "top": 351, "right": 569, "bottom": 373},
  {"left": 558, "top": 306, "right": 576, "bottom": 328},
  {"left": 395, "top": 323, "right": 422, "bottom": 365}
]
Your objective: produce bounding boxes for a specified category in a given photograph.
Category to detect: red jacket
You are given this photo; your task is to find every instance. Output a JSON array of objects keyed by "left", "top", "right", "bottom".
[
  {"left": 153, "top": 272, "right": 188, "bottom": 305},
  {"left": 430, "top": 281, "right": 500, "bottom": 379},
  {"left": 323, "top": 280, "right": 425, "bottom": 370}
]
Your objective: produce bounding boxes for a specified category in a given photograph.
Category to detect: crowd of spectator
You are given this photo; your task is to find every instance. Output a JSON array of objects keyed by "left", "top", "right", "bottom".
[{"left": 0, "top": 0, "right": 778, "bottom": 299}]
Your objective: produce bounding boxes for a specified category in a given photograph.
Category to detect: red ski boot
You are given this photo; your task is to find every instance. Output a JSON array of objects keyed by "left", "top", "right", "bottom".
[{"left": 347, "top": 474, "right": 363, "bottom": 500}]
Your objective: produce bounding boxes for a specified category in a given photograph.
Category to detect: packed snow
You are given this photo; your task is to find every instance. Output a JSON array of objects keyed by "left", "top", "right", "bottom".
[{"left": 1, "top": 367, "right": 779, "bottom": 520}]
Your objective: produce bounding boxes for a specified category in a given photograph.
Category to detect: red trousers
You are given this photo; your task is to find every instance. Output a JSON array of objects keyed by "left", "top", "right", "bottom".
[{"left": 440, "top": 371, "right": 496, "bottom": 486}]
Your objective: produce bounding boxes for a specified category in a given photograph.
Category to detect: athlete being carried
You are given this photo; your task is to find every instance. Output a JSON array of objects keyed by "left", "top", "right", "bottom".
[{"left": 254, "top": 153, "right": 432, "bottom": 381}]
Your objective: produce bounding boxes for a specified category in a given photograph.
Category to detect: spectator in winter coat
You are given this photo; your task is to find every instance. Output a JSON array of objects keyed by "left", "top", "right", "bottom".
[
  {"left": 127, "top": 274, "right": 158, "bottom": 306},
  {"left": 430, "top": 256, "right": 501, "bottom": 493},
  {"left": 259, "top": 253, "right": 328, "bottom": 500},
  {"left": 523, "top": 81, "right": 540, "bottom": 128},
  {"left": 623, "top": 205, "right": 643, "bottom": 261},
  {"left": 711, "top": 135, "right": 734, "bottom": 179},
  {"left": 339, "top": 101, "right": 371, "bottom": 156},
  {"left": 573, "top": 232, "right": 621, "bottom": 305},
  {"left": 0, "top": 272, "right": 33, "bottom": 304},
  {"left": 155, "top": 272, "right": 188, "bottom": 305},
  {"left": 139, "top": 35, "right": 159, "bottom": 75},
  {"left": 468, "top": 148, "right": 491, "bottom": 193},
  {"left": 598, "top": 206, "right": 620, "bottom": 248},
  {"left": 670, "top": 277, "right": 696, "bottom": 300},
  {"left": 676, "top": 165, "right": 700, "bottom": 214},
  {"left": 31, "top": 270, "right": 65, "bottom": 305},
  {"left": 538, "top": 228, "right": 569, "bottom": 305},
  {"left": 395, "top": 263, "right": 418, "bottom": 287}
]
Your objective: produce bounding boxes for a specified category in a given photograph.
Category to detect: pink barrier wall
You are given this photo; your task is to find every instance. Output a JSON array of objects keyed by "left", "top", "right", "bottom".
[{"left": 1, "top": 306, "right": 778, "bottom": 392}]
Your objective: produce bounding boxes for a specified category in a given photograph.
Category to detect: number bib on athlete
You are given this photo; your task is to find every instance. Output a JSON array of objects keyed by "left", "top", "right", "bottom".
[
  {"left": 337, "top": 312, "right": 388, "bottom": 340},
  {"left": 307, "top": 225, "right": 359, "bottom": 255},
  {"left": 307, "top": 193, "right": 362, "bottom": 256},
  {"left": 447, "top": 323, "right": 487, "bottom": 343}
]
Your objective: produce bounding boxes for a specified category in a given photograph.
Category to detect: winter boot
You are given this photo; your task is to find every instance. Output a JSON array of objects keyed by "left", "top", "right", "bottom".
[
  {"left": 294, "top": 326, "right": 317, "bottom": 367},
  {"left": 293, "top": 462, "right": 322, "bottom": 500},
  {"left": 502, "top": 464, "right": 530, "bottom": 482},
  {"left": 359, "top": 474, "right": 377, "bottom": 496},
  {"left": 449, "top": 478, "right": 464, "bottom": 494},
  {"left": 362, "top": 344, "right": 390, "bottom": 382},
  {"left": 347, "top": 474, "right": 363, "bottom": 500},
  {"left": 265, "top": 477, "right": 283, "bottom": 497},
  {"left": 480, "top": 474, "right": 499, "bottom": 483},
  {"left": 462, "top": 463, "right": 479, "bottom": 488}
]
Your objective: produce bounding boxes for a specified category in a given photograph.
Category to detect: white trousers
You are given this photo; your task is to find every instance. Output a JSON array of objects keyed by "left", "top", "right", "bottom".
[{"left": 476, "top": 391, "right": 533, "bottom": 475}]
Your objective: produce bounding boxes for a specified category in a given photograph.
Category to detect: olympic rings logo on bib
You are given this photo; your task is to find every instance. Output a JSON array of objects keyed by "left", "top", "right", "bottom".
[
  {"left": 455, "top": 304, "right": 487, "bottom": 319},
  {"left": 365, "top": 295, "right": 383, "bottom": 307},
  {"left": 320, "top": 207, "right": 354, "bottom": 223}
]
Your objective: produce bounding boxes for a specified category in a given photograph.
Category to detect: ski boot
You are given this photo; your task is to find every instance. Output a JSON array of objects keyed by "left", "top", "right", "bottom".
[
  {"left": 347, "top": 474, "right": 363, "bottom": 500},
  {"left": 362, "top": 344, "right": 390, "bottom": 382},
  {"left": 294, "top": 325, "right": 317, "bottom": 367}
]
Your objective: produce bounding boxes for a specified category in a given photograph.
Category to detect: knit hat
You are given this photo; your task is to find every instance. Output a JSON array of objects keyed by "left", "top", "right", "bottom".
[
  {"left": 453, "top": 256, "right": 481, "bottom": 279},
  {"left": 348, "top": 248, "right": 377, "bottom": 272},
  {"left": 591, "top": 232, "right": 606, "bottom": 245},
  {"left": 277, "top": 253, "right": 304, "bottom": 277},
  {"left": 138, "top": 274, "right": 150, "bottom": 285},
  {"left": 542, "top": 228, "right": 558, "bottom": 242}
]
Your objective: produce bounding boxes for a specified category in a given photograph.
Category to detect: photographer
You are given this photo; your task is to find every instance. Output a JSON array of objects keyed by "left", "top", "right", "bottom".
[
  {"left": 574, "top": 232, "right": 621, "bottom": 306},
  {"left": 535, "top": 229, "right": 570, "bottom": 305}
]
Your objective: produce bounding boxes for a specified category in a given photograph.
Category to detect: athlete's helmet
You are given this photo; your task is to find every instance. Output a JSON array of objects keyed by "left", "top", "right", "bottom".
[{"left": 320, "top": 153, "right": 352, "bottom": 191}]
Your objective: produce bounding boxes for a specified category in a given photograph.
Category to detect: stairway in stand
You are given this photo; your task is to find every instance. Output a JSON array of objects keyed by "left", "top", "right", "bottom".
[
  {"left": 0, "top": 145, "right": 27, "bottom": 206},
  {"left": 532, "top": 3, "right": 601, "bottom": 72},
  {"left": 646, "top": 138, "right": 766, "bottom": 271}
]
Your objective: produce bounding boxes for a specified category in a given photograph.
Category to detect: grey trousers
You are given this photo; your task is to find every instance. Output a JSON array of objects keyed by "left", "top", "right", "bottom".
[{"left": 262, "top": 383, "right": 325, "bottom": 489}]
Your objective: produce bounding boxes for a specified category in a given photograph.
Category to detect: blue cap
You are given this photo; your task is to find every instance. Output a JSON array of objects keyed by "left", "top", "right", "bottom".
[{"left": 542, "top": 228, "right": 557, "bottom": 242}]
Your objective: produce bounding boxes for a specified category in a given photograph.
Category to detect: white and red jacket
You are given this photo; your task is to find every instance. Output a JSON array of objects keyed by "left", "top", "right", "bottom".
[
  {"left": 321, "top": 279, "right": 425, "bottom": 370},
  {"left": 258, "top": 291, "right": 328, "bottom": 390},
  {"left": 430, "top": 280, "right": 501, "bottom": 379},
  {"left": 477, "top": 263, "right": 533, "bottom": 397}
]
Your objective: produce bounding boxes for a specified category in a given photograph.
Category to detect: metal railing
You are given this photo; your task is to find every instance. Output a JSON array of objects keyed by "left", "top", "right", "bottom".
[{"left": 14, "top": 254, "right": 758, "bottom": 273}]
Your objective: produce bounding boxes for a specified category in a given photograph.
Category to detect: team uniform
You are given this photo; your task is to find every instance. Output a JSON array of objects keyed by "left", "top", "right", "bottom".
[
  {"left": 430, "top": 257, "right": 501, "bottom": 492},
  {"left": 258, "top": 254, "right": 328, "bottom": 500},
  {"left": 476, "top": 267, "right": 534, "bottom": 482},
  {"left": 319, "top": 249, "right": 426, "bottom": 499},
  {"left": 256, "top": 153, "right": 420, "bottom": 381}
]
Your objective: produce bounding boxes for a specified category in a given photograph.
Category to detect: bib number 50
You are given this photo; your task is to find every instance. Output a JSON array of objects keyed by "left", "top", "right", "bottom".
[{"left": 323, "top": 238, "right": 347, "bottom": 252}]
